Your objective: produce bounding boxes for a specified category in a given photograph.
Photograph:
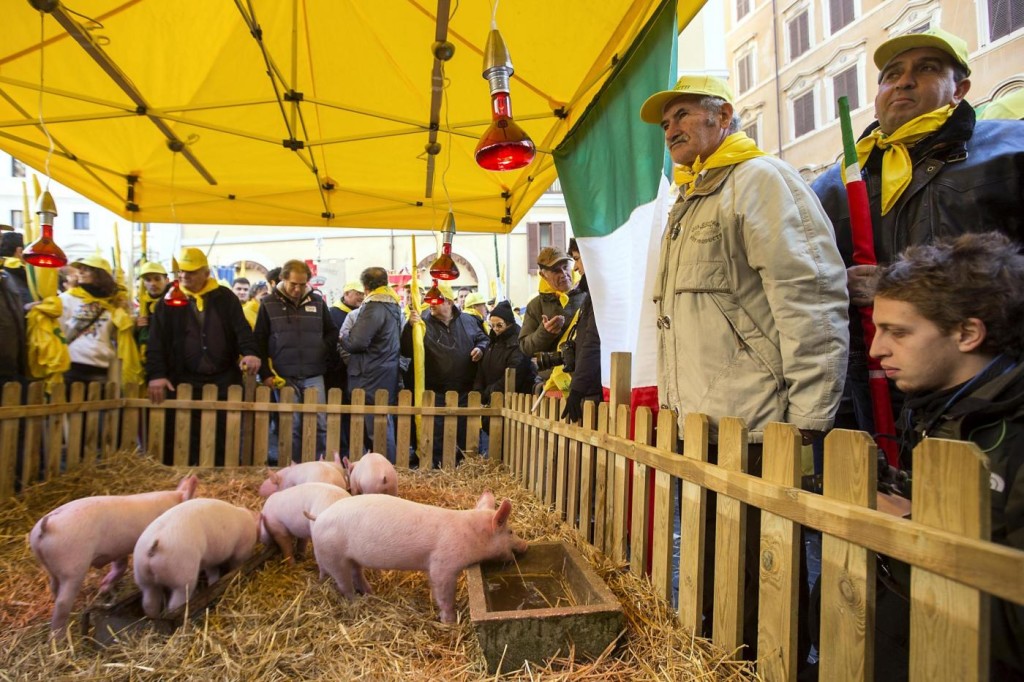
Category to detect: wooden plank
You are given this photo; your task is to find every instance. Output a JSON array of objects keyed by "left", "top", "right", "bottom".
[
  {"left": 45, "top": 386, "right": 66, "bottom": 481},
  {"left": 198, "top": 384, "right": 218, "bottom": 468},
  {"left": 820, "top": 430, "right": 877, "bottom": 682},
  {"left": 757, "top": 423, "right": 802, "bottom": 682},
  {"left": 252, "top": 386, "right": 271, "bottom": 466},
  {"left": 712, "top": 417, "right": 748, "bottom": 655},
  {"left": 489, "top": 392, "right": 504, "bottom": 464},
  {"left": 277, "top": 386, "right": 296, "bottom": 465},
  {"left": 82, "top": 382, "right": 103, "bottom": 463},
  {"left": 420, "top": 391, "right": 435, "bottom": 467},
  {"left": 65, "top": 382, "right": 85, "bottom": 469},
  {"left": 102, "top": 382, "right": 120, "bottom": 456},
  {"left": 465, "top": 391, "right": 482, "bottom": 457},
  {"left": 554, "top": 396, "right": 568, "bottom": 518},
  {"left": 607, "top": 352, "right": 630, "bottom": 437},
  {"left": 223, "top": 385, "right": 243, "bottom": 468},
  {"left": 173, "top": 383, "right": 193, "bottom": 468},
  {"left": 593, "top": 402, "right": 610, "bottom": 555},
  {"left": 146, "top": 396, "right": 166, "bottom": 463},
  {"left": 566, "top": 404, "right": 582, "bottom": 529},
  {"left": 373, "top": 389, "right": 390, "bottom": 455},
  {"left": 544, "top": 398, "right": 558, "bottom": 507},
  {"left": 120, "top": 382, "right": 140, "bottom": 452},
  {"left": 578, "top": 400, "right": 596, "bottom": 542},
  {"left": 513, "top": 394, "right": 524, "bottom": 481},
  {"left": 20, "top": 382, "right": 45, "bottom": 489},
  {"left": 395, "top": 390, "right": 412, "bottom": 470},
  {"left": 610, "top": 404, "right": 631, "bottom": 564},
  {"left": 239, "top": 375, "right": 256, "bottom": 466},
  {"left": 0, "top": 382, "right": 22, "bottom": 499},
  {"left": 533, "top": 398, "right": 546, "bottom": 499},
  {"left": 651, "top": 409, "right": 678, "bottom": 603},
  {"left": 442, "top": 391, "right": 459, "bottom": 470},
  {"left": 679, "top": 412, "right": 709, "bottom": 632},
  {"left": 909, "top": 439, "right": 990, "bottom": 682},
  {"left": 630, "top": 407, "right": 653, "bottom": 576},
  {"left": 301, "top": 386, "right": 318, "bottom": 462},
  {"left": 326, "top": 388, "right": 342, "bottom": 460}
]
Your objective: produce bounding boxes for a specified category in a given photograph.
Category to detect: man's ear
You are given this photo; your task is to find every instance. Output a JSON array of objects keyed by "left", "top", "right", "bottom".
[
  {"left": 957, "top": 317, "right": 987, "bottom": 352},
  {"left": 720, "top": 102, "right": 735, "bottom": 128},
  {"left": 952, "top": 77, "right": 971, "bottom": 106}
]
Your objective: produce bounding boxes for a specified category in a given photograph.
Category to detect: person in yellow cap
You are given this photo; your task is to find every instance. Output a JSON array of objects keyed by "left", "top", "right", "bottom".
[
  {"left": 461, "top": 291, "right": 489, "bottom": 333},
  {"left": 401, "top": 279, "right": 488, "bottom": 468},
  {"left": 134, "top": 261, "right": 168, "bottom": 360},
  {"left": 641, "top": 73, "right": 848, "bottom": 662},
  {"left": 519, "top": 246, "right": 586, "bottom": 361},
  {"left": 58, "top": 254, "right": 142, "bottom": 386},
  {"left": 146, "top": 247, "right": 260, "bottom": 465},
  {"left": 812, "top": 27, "right": 1024, "bottom": 438},
  {"left": 330, "top": 280, "right": 365, "bottom": 330}
]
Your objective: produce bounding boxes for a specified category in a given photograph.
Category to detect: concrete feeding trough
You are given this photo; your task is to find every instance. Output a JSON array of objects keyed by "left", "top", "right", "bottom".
[
  {"left": 81, "top": 545, "right": 277, "bottom": 645},
  {"left": 467, "top": 540, "right": 624, "bottom": 673}
]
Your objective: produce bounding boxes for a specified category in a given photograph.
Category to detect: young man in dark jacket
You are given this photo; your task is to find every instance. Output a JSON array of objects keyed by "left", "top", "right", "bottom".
[
  {"left": 340, "top": 266, "right": 401, "bottom": 462},
  {"left": 866, "top": 232, "right": 1024, "bottom": 680},
  {"left": 146, "top": 247, "right": 260, "bottom": 465},
  {"left": 401, "top": 281, "right": 488, "bottom": 467},
  {"left": 254, "top": 259, "right": 338, "bottom": 462}
]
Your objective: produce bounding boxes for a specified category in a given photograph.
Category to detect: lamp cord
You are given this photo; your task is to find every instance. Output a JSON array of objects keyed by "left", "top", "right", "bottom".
[{"left": 37, "top": 13, "right": 55, "bottom": 191}]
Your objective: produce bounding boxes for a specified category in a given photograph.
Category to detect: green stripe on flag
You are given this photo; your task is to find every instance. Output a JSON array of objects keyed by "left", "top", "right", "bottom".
[{"left": 553, "top": 0, "right": 677, "bottom": 238}]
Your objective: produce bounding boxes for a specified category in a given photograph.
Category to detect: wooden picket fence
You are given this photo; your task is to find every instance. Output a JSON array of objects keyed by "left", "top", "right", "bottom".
[{"left": 1, "top": 355, "right": 1022, "bottom": 681}]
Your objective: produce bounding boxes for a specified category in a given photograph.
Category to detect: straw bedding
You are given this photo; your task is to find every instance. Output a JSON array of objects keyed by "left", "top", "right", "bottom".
[{"left": 0, "top": 451, "right": 757, "bottom": 681}]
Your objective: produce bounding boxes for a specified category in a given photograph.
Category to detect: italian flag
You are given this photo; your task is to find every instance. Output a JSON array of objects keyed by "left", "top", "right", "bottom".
[{"left": 552, "top": 0, "right": 677, "bottom": 415}]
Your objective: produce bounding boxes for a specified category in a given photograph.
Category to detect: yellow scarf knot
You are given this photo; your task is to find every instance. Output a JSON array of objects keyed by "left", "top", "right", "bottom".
[
  {"left": 538, "top": 278, "right": 570, "bottom": 308},
  {"left": 854, "top": 105, "right": 954, "bottom": 215},
  {"left": 673, "top": 132, "right": 767, "bottom": 195},
  {"left": 181, "top": 278, "right": 220, "bottom": 312}
]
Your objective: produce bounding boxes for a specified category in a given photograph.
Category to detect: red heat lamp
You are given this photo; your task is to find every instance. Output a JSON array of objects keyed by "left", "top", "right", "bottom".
[
  {"left": 22, "top": 191, "right": 67, "bottom": 268},
  {"left": 163, "top": 257, "right": 190, "bottom": 307},
  {"left": 474, "top": 28, "right": 535, "bottom": 172},
  {"left": 428, "top": 211, "right": 460, "bottom": 281},
  {"left": 423, "top": 279, "right": 445, "bottom": 305}
]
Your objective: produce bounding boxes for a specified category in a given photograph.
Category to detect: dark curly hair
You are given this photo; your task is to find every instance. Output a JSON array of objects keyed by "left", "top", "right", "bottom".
[{"left": 873, "top": 232, "right": 1024, "bottom": 357}]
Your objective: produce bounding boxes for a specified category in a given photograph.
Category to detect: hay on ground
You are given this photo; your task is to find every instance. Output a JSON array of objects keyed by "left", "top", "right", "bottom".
[{"left": 0, "top": 451, "right": 758, "bottom": 681}]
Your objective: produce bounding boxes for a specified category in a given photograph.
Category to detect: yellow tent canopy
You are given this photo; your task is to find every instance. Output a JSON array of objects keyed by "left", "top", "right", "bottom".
[{"left": 0, "top": 0, "right": 702, "bottom": 233}]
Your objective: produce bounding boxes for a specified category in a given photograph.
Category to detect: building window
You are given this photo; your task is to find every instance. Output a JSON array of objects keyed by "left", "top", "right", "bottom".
[
  {"left": 793, "top": 90, "right": 816, "bottom": 138},
  {"left": 737, "top": 0, "right": 751, "bottom": 21},
  {"left": 988, "top": 0, "right": 1024, "bottom": 41},
  {"left": 526, "top": 221, "right": 566, "bottom": 275},
  {"left": 737, "top": 51, "right": 755, "bottom": 94},
  {"left": 10, "top": 210, "right": 23, "bottom": 231},
  {"left": 833, "top": 65, "right": 860, "bottom": 115},
  {"left": 829, "top": 0, "right": 855, "bottom": 33},
  {"left": 743, "top": 121, "right": 759, "bottom": 146},
  {"left": 73, "top": 212, "right": 90, "bottom": 231},
  {"left": 787, "top": 11, "right": 810, "bottom": 60},
  {"left": 909, "top": 21, "right": 931, "bottom": 33},
  {"left": 11, "top": 158, "right": 25, "bottom": 178},
  {"left": 546, "top": 178, "right": 562, "bottom": 194}
]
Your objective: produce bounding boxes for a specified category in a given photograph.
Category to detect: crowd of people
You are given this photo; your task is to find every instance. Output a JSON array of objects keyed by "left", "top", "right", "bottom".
[{"left": 0, "top": 26, "right": 1021, "bottom": 677}]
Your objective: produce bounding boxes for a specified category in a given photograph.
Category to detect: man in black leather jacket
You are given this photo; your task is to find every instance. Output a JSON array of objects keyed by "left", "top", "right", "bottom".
[{"left": 812, "top": 28, "right": 1024, "bottom": 437}]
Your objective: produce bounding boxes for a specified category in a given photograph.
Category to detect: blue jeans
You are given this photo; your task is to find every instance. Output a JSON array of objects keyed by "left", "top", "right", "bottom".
[{"left": 287, "top": 375, "right": 327, "bottom": 462}]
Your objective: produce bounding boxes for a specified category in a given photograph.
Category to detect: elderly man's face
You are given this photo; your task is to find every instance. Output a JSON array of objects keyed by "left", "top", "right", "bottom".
[
  {"left": 875, "top": 47, "right": 970, "bottom": 134},
  {"left": 540, "top": 260, "right": 573, "bottom": 293},
  {"left": 429, "top": 298, "right": 454, "bottom": 321},
  {"left": 232, "top": 281, "right": 249, "bottom": 302},
  {"left": 343, "top": 289, "right": 365, "bottom": 308},
  {"left": 179, "top": 267, "right": 210, "bottom": 291},
  {"left": 661, "top": 95, "right": 731, "bottom": 167}
]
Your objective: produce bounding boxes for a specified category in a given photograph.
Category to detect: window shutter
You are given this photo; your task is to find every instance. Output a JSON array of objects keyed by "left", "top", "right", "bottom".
[
  {"left": 834, "top": 66, "right": 859, "bottom": 112},
  {"left": 794, "top": 91, "right": 815, "bottom": 138},
  {"left": 553, "top": 222, "right": 566, "bottom": 252},
  {"left": 989, "top": 0, "right": 1024, "bottom": 40},
  {"left": 527, "top": 222, "right": 539, "bottom": 275}
]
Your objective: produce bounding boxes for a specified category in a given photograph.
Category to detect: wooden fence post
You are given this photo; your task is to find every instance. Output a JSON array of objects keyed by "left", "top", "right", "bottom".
[
  {"left": 630, "top": 406, "right": 654, "bottom": 575},
  {"left": 198, "top": 384, "right": 218, "bottom": 468},
  {"left": 489, "top": 392, "right": 504, "bottom": 465},
  {"left": 224, "top": 384, "right": 243, "bottom": 467},
  {"left": 173, "top": 383, "right": 193, "bottom": 467},
  {"left": 395, "top": 390, "right": 412, "bottom": 470},
  {"left": 758, "top": 423, "right": 802, "bottom": 682},
  {"left": 240, "top": 374, "right": 256, "bottom": 466},
  {"left": 420, "top": 391, "right": 435, "bottom": 466},
  {"left": 83, "top": 381, "right": 103, "bottom": 462},
  {"left": 120, "top": 382, "right": 141, "bottom": 453},
  {"left": 651, "top": 409, "right": 678, "bottom": 602},
  {"left": 253, "top": 385, "right": 271, "bottom": 466},
  {"left": 277, "top": 386, "right": 296, "bottom": 464},
  {"left": 577, "top": 400, "right": 597, "bottom": 544},
  {"left": 301, "top": 386, "right": 319, "bottom": 462},
  {"left": 45, "top": 385, "right": 66, "bottom": 481},
  {"left": 593, "top": 402, "right": 610, "bottom": 555},
  {"left": 679, "top": 412, "right": 710, "bottom": 632},
  {"left": 443, "top": 391, "right": 459, "bottom": 470},
  {"left": 66, "top": 382, "right": 85, "bottom": 469},
  {"left": 544, "top": 398, "right": 558, "bottom": 507},
  {"left": 102, "top": 381, "right": 120, "bottom": 457},
  {"left": 713, "top": 416, "right": 749, "bottom": 655},
  {"left": 610, "top": 404, "right": 631, "bottom": 564},
  {"left": 146, "top": 388, "right": 166, "bottom": 463},
  {"left": 374, "top": 388, "right": 391, "bottom": 456},
  {"left": 465, "top": 391, "right": 482, "bottom": 458},
  {"left": 0, "top": 382, "right": 22, "bottom": 499},
  {"left": 326, "top": 388, "right": 343, "bottom": 460},
  {"left": 819, "top": 429, "right": 877, "bottom": 681},
  {"left": 909, "top": 440, "right": 990, "bottom": 682},
  {"left": 21, "top": 382, "right": 45, "bottom": 489}
]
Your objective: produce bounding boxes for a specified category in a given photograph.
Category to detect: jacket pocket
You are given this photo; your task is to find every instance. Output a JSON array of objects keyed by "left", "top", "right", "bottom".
[{"left": 674, "top": 260, "right": 732, "bottom": 294}]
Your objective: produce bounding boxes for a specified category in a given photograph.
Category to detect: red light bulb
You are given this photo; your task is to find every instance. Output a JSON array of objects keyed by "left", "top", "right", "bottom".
[
  {"left": 424, "top": 280, "right": 444, "bottom": 305},
  {"left": 475, "top": 91, "right": 535, "bottom": 171},
  {"left": 23, "top": 224, "right": 68, "bottom": 268},
  {"left": 163, "top": 279, "right": 190, "bottom": 307},
  {"left": 429, "top": 243, "right": 460, "bottom": 280}
]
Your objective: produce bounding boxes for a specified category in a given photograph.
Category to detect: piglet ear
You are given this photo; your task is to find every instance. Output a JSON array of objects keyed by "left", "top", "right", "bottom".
[
  {"left": 476, "top": 490, "right": 496, "bottom": 510},
  {"left": 492, "top": 499, "right": 512, "bottom": 530}
]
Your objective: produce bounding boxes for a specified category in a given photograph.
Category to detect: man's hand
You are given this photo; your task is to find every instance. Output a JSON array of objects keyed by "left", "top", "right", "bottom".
[
  {"left": 408, "top": 307, "right": 422, "bottom": 326},
  {"left": 147, "top": 378, "right": 174, "bottom": 404},
  {"left": 136, "top": 315, "right": 149, "bottom": 328},
  {"left": 470, "top": 347, "right": 483, "bottom": 362},
  {"left": 847, "top": 264, "right": 878, "bottom": 307},
  {"left": 541, "top": 314, "right": 565, "bottom": 334},
  {"left": 262, "top": 376, "right": 277, "bottom": 389},
  {"left": 561, "top": 390, "right": 584, "bottom": 424},
  {"left": 240, "top": 355, "right": 261, "bottom": 375}
]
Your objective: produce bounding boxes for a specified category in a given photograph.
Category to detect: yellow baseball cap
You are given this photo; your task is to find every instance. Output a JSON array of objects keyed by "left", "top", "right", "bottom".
[
  {"left": 640, "top": 75, "right": 736, "bottom": 124},
  {"left": 176, "top": 247, "right": 208, "bottom": 272},
  {"left": 874, "top": 27, "right": 971, "bottom": 76},
  {"left": 137, "top": 261, "right": 167, "bottom": 277},
  {"left": 71, "top": 254, "right": 112, "bottom": 275},
  {"left": 437, "top": 282, "right": 455, "bottom": 301},
  {"left": 464, "top": 292, "right": 486, "bottom": 307},
  {"left": 343, "top": 280, "right": 363, "bottom": 293}
]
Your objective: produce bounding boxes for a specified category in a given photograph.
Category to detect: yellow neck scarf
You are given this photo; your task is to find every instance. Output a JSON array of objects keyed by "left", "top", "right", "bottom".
[
  {"left": 538, "top": 278, "right": 570, "bottom": 308},
  {"left": 67, "top": 287, "right": 144, "bottom": 385},
  {"left": 2, "top": 257, "right": 24, "bottom": 270},
  {"left": 674, "top": 132, "right": 767, "bottom": 195},
  {"left": 855, "top": 105, "right": 955, "bottom": 215},
  {"left": 369, "top": 285, "right": 401, "bottom": 304},
  {"left": 181, "top": 278, "right": 220, "bottom": 312},
  {"left": 137, "top": 287, "right": 161, "bottom": 317},
  {"left": 333, "top": 300, "right": 353, "bottom": 314}
]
